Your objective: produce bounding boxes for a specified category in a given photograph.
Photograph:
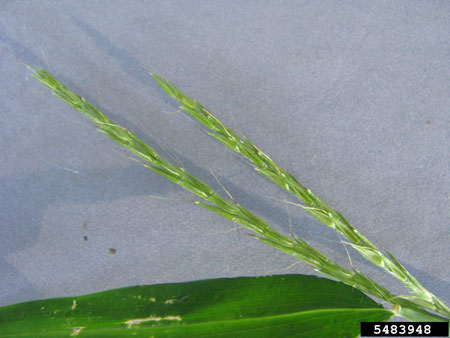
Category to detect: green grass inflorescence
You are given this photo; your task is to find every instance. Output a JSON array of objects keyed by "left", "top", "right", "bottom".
[{"left": 28, "top": 66, "right": 450, "bottom": 323}]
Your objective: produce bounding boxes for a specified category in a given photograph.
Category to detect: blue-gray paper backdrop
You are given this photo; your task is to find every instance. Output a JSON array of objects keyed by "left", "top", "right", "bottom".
[{"left": 1, "top": 1, "right": 449, "bottom": 311}]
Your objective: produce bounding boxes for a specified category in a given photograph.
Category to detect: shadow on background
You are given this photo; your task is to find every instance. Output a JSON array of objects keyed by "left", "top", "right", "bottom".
[{"left": 71, "top": 16, "right": 162, "bottom": 93}]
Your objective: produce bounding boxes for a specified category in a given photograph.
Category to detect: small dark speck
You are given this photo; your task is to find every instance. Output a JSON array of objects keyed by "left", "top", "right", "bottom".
[
  {"left": 83, "top": 236, "right": 88, "bottom": 241},
  {"left": 83, "top": 222, "right": 87, "bottom": 231},
  {"left": 426, "top": 120, "right": 431, "bottom": 125},
  {"left": 109, "top": 248, "right": 117, "bottom": 254}
]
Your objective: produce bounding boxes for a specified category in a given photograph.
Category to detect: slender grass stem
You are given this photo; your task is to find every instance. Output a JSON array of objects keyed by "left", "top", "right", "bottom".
[{"left": 28, "top": 66, "right": 449, "bottom": 322}]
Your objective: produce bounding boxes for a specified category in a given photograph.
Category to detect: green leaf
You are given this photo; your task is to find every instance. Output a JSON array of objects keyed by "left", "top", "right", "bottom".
[{"left": 0, "top": 274, "right": 393, "bottom": 337}]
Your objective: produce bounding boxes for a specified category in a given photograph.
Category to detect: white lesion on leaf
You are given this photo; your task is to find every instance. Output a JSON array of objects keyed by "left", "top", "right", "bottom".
[
  {"left": 71, "top": 327, "right": 84, "bottom": 336},
  {"left": 164, "top": 295, "right": 190, "bottom": 305},
  {"left": 125, "top": 315, "right": 182, "bottom": 328}
]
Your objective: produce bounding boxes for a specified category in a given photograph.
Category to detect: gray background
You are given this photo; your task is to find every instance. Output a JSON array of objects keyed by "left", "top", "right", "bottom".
[{"left": 1, "top": 0, "right": 449, "bottom": 316}]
